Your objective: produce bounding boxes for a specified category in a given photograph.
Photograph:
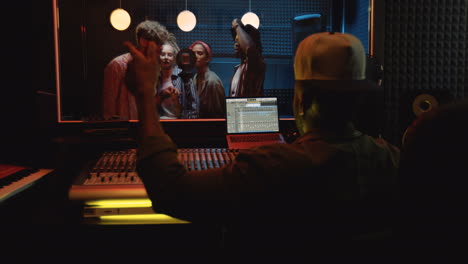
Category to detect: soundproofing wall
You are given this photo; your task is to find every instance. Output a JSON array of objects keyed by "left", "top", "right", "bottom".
[
  {"left": 383, "top": 0, "right": 467, "bottom": 145},
  {"left": 145, "top": 0, "right": 331, "bottom": 57},
  {"left": 345, "top": 0, "right": 370, "bottom": 53}
]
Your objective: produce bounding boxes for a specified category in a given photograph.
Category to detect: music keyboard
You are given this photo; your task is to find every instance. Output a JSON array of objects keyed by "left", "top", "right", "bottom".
[
  {"left": 69, "top": 148, "right": 239, "bottom": 201},
  {"left": 0, "top": 165, "right": 54, "bottom": 202}
]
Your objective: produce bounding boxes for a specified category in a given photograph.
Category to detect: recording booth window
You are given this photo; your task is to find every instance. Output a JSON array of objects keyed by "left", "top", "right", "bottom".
[{"left": 51, "top": 0, "right": 375, "bottom": 225}]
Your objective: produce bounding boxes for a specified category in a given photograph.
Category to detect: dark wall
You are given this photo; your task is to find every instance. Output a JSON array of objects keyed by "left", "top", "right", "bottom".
[
  {"left": 345, "top": 0, "right": 370, "bottom": 53},
  {"left": 382, "top": 0, "right": 468, "bottom": 145},
  {"left": 1, "top": 0, "right": 57, "bottom": 166}
]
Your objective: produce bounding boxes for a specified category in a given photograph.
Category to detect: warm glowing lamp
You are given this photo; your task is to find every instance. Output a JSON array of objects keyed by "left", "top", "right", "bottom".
[
  {"left": 241, "top": 0, "right": 260, "bottom": 28},
  {"left": 177, "top": 0, "right": 197, "bottom": 32},
  {"left": 177, "top": 10, "right": 197, "bottom": 32},
  {"left": 110, "top": 8, "right": 131, "bottom": 31},
  {"left": 241, "top": 11, "right": 260, "bottom": 29}
]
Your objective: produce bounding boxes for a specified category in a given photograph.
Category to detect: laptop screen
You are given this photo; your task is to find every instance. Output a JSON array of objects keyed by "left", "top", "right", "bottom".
[{"left": 226, "top": 97, "right": 280, "bottom": 134}]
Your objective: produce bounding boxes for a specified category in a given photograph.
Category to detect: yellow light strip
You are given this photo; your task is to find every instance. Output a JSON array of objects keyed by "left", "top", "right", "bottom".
[
  {"left": 99, "top": 214, "right": 190, "bottom": 224},
  {"left": 84, "top": 198, "right": 152, "bottom": 208}
]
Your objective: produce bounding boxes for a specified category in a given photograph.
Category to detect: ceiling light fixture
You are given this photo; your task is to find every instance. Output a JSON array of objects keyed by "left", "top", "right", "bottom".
[
  {"left": 177, "top": 0, "right": 197, "bottom": 32},
  {"left": 110, "top": 0, "right": 131, "bottom": 31},
  {"left": 241, "top": 0, "right": 260, "bottom": 29}
]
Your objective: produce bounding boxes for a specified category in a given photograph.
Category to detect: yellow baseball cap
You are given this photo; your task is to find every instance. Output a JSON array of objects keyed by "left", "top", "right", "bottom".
[{"left": 294, "top": 32, "right": 379, "bottom": 92}]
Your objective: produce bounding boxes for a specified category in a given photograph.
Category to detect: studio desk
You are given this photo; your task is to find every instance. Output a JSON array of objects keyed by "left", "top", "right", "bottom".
[{"left": 60, "top": 119, "right": 298, "bottom": 226}]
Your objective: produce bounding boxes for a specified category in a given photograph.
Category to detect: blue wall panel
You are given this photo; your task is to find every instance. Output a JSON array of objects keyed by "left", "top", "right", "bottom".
[
  {"left": 145, "top": 0, "right": 331, "bottom": 57},
  {"left": 345, "top": 0, "right": 369, "bottom": 53}
]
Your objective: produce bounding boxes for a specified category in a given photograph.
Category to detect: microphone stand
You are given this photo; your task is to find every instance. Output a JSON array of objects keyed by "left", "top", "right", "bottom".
[{"left": 177, "top": 48, "right": 198, "bottom": 119}]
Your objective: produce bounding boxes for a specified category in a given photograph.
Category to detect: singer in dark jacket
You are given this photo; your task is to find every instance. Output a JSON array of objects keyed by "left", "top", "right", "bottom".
[{"left": 228, "top": 19, "right": 265, "bottom": 97}]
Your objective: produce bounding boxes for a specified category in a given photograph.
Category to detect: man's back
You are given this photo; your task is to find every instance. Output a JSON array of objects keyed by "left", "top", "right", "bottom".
[
  {"left": 126, "top": 31, "right": 401, "bottom": 260},
  {"left": 222, "top": 128, "right": 399, "bottom": 249}
]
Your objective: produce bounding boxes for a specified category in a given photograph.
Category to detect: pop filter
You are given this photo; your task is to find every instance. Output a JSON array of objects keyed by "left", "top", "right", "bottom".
[{"left": 176, "top": 48, "right": 196, "bottom": 81}]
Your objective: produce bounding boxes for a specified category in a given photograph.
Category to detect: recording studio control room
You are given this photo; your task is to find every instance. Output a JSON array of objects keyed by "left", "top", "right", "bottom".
[{"left": 2, "top": 0, "right": 467, "bottom": 261}]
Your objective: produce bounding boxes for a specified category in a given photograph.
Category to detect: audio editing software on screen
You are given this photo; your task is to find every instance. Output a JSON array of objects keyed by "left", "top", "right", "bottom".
[{"left": 226, "top": 97, "right": 280, "bottom": 134}]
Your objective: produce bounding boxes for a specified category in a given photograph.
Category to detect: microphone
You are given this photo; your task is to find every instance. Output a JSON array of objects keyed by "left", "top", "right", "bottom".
[{"left": 176, "top": 48, "right": 196, "bottom": 82}]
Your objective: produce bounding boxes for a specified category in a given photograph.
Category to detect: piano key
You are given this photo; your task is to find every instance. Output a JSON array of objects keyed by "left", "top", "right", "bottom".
[{"left": 0, "top": 168, "right": 54, "bottom": 202}]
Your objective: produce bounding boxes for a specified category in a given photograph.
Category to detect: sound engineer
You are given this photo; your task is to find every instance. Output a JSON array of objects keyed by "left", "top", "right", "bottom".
[{"left": 124, "top": 32, "right": 400, "bottom": 257}]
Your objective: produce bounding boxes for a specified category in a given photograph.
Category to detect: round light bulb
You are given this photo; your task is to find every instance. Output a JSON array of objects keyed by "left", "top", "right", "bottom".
[
  {"left": 110, "top": 8, "right": 131, "bottom": 31},
  {"left": 241, "top": 12, "right": 260, "bottom": 29},
  {"left": 177, "top": 10, "right": 197, "bottom": 32}
]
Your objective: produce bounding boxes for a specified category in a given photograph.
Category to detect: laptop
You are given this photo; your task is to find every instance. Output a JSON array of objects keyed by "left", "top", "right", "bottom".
[{"left": 226, "top": 97, "right": 286, "bottom": 149}]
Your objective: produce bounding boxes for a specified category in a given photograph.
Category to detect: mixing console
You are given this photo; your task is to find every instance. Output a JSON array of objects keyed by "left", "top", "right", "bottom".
[{"left": 69, "top": 148, "right": 239, "bottom": 200}]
